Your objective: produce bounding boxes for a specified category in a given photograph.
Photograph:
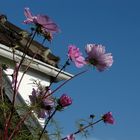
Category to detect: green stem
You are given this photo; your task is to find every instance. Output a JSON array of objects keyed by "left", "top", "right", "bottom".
[
  {"left": 44, "top": 69, "right": 88, "bottom": 98},
  {"left": 49, "top": 59, "right": 70, "bottom": 87},
  {"left": 61, "top": 118, "right": 103, "bottom": 140},
  {"left": 38, "top": 109, "right": 57, "bottom": 140},
  {"left": 41, "top": 59, "right": 70, "bottom": 101},
  {"left": 8, "top": 111, "right": 32, "bottom": 140},
  {"left": 3, "top": 28, "right": 37, "bottom": 140},
  {"left": 16, "top": 52, "right": 38, "bottom": 92}
]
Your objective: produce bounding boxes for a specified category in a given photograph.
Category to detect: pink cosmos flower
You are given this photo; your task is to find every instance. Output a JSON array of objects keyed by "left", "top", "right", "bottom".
[
  {"left": 24, "top": 8, "right": 37, "bottom": 24},
  {"left": 24, "top": 8, "right": 59, "bottom": 34},
  {"left": 29, "top": 88, "right": 55, "bottom": 118},
  {"left": 59, "top": 94, "right": 72, "bottom": 107},
  {"left": 85, "top": 44, "right": 113, "bottom": 71},
  {"left": 68, "top": 45, "right": 86, "bottom": 68},
  {"left": 66, "top": 134, "right": 75, "bottom": 140},
  {"left": 102, "top": 112, "right": 115, "bottom": 124}
]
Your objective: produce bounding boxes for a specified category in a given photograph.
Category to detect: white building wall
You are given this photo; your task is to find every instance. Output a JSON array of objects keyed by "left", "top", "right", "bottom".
[
  {"left": 0, "top": 43, "right": 73, "bottom": 129},
  {"left": 4, "top": 68, "right": 51, "bottom": 127}
]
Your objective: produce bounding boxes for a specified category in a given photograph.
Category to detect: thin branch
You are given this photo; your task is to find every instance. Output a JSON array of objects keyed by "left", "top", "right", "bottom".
[
  {"left": 8, "top": 111, "right": 32, "bottom": 140},
  {"left": 38, "top": 109, "right": 57, "bottom": 140},
  {"left": 4, "top": 28, "right": 37, "bottom": 140},
  {"left": 44, "top": 69, "right": 88, "bottom": 98},
  {"left": 61, "top": 119, "right": 103, "bottom": 140}
]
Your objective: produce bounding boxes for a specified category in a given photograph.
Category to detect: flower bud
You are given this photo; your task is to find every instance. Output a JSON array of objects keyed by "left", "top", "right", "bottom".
[
  {"left": 59, "top": 94, "right": 72, "bottom": 107},
  {"left": 102, "top": 112, "right": 115, "bottom": 124}
]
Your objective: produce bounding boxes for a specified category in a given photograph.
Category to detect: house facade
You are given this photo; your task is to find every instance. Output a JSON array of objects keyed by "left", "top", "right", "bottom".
[{"left": 0, "top": 15, "right": 73, "bottom": 139}]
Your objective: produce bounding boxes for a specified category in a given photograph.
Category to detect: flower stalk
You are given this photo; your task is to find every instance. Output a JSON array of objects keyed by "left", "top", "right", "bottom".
[
  {"left": 44, "top": 69, "right": 88, "bottom": 98},
  {"left": 3, "top": 25, "right": 38, "bottom": 140},
  {"left": 8, "top": 110, "right": 32, "bottom": 140},
  {"left": 61, "top": 119, "right": 103, "bottom": 140},
  {"left": 38, "top": 109, "right": 57, "bottom": 140}
]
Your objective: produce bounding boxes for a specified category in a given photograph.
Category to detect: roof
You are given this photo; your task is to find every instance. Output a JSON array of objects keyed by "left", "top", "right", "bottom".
[
  {"left": 0, "top": 14, "right": 59, "bottom": 67},
  {"left": 0, "top": 14, "right": 73, "bottom": 81}
]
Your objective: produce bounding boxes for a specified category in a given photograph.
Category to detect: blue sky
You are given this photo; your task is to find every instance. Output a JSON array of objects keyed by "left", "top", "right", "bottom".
[{"left": 1, "top": 0, "right": 140, "bottom": 140}]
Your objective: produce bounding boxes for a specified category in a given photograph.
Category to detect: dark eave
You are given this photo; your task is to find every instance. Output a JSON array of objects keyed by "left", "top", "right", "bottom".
[{"left": 0, "top": 15, "right": 60, "bottom": 67}]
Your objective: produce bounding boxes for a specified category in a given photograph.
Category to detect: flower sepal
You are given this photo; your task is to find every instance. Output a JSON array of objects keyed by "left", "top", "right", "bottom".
[{"left": 55, "top": 104, "right": 64, "bottom": 111}]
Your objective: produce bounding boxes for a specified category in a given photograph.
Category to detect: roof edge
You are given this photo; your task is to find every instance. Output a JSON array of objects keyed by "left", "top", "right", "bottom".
[{"left": 0, "top": 43, "right": 73, "bottom": 81}]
